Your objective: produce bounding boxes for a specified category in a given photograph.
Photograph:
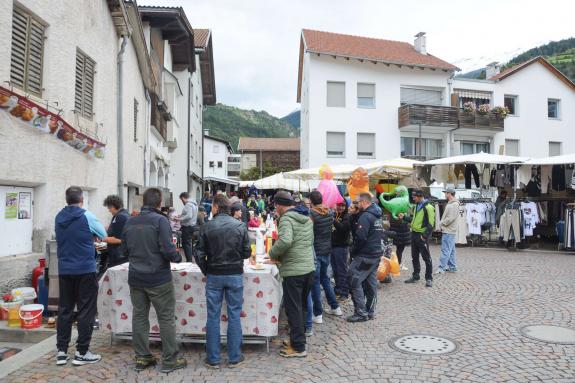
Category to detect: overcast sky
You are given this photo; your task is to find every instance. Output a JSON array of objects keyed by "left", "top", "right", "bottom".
[{"left": 146, "top": 0, "right": 574, "bottom": 117}]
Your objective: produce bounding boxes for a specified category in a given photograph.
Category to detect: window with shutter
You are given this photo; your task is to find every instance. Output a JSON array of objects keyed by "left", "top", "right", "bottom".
[
  {"left": 326, "top": 132, "right": 345, "bottom": 157},
  {"left": 10, "top": 7, "right": 46, "bottom": 96},
  {"left": 357, "top": 133, "right": 375, "bottom": 158},
  {"left": 400, "top": 87, "right": 442, "bottom": 106},
  {"left": 505, "top": 139, "right": 519, "bottom": 156},
  {"left": 549, "top": 142, "right": 562, "bottom": 157},
  {"left": 75, "top": 50, "right": 96, "bottom": 120},
  {"left": 326, "top": 81, "right": 345, "bottom": 107},
  {"left": 357, "top": 83, "right": 375, "bottom": 108}
]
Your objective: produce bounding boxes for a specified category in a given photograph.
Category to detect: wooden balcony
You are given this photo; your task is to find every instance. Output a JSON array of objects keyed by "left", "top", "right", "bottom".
[{"left": 398, "top": 104, "right": 504, "bottom": 131}]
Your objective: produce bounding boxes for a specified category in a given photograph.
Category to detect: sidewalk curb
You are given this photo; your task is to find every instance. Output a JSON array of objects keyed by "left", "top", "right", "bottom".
[{"left": 0, "top": 329, "right": 77, "bottom": 380}]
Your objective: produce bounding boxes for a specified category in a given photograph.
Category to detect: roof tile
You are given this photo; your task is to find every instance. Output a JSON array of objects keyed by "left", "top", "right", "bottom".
[{"left": 194, "top": 28, "right": 210, "bottom": 48}]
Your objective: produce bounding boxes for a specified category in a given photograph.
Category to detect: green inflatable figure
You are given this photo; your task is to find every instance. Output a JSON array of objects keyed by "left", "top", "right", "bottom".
[{"left": 378, "top": 185, "right": 412, "bottom": 219}]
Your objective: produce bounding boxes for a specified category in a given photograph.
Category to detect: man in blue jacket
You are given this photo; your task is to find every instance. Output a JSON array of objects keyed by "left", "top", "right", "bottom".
[
  {"left": 347, "top": 193, "right": 384, "bottom": 323},
  {"left": 55, "top": 186, "right": 107, "bottom": 366}
]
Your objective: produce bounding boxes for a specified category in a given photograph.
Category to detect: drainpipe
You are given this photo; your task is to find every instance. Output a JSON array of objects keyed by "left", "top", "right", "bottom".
[
  {"left": 117, "top": 35, "right": 129, "bottom": 198},
  {"left": 187, "top": 78, "right": 191, "bottom": 194}
]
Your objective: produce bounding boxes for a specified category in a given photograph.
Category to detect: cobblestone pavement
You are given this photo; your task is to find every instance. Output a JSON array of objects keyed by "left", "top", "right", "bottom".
[{"left": 2, "top": 247, "right": 575, "bottom": 383}]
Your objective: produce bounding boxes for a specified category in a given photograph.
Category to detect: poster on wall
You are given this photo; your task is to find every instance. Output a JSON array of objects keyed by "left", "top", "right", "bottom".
[
  {"left": 5, "top": 192, "right": 18, "bottom": 219},
  {"left": 18, "top": 192, "right": 31, "bottom": 219}
]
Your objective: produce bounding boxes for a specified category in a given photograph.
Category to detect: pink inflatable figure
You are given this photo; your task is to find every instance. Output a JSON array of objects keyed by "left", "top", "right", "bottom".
[{"left": 316, "top": 164, "right": 344, "bottom": 208}]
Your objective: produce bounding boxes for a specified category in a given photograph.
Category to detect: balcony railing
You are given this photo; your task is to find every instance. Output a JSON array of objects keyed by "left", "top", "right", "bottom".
[{"left": 398, "top": 104, "right": 504, "bottom": 131}]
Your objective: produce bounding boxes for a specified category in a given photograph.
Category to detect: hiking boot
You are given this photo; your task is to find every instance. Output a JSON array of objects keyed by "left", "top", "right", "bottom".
[
  {"left": 305, "top": 328, "right": 313, "bottom": 337},
  {"left": 279, "top": 345, "right": 307, "bottom": 358},
  {"left": 325, "top": 307, "right": 342, "bottom": 316},
  {"left": 161, "top": 358, "right": 187, "bottom": 373},
  {"left": 425, "top": 280, "right": 433, "bottom": 288},
  {"left": 312, "top": 315, "right": 323, "bottom": 324},
  {"left": 135, "top": 355, "right": 157, "bottom": 372},
  {"left": 72, "top": 351, "right": 101, "bottom": 366},
  {"left": 204, "top": 358, "right": 220, "bottom": 370},
  {"left": 229, "top": 354, "right": 245, "bottom": 369},
  {"left": 404, "top": 276, "right": 420, "bottom": 284},
  {"left": 346, "top": 314, "right": 368, "bottom": 323},
  {"left": 56, "top": 351, "right": 68, "bottom": 366}
]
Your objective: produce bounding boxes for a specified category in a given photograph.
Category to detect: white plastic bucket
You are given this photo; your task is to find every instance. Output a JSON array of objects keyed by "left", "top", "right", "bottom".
[{"left": 12, "top": 287, "right": 37, "bottom": 305}]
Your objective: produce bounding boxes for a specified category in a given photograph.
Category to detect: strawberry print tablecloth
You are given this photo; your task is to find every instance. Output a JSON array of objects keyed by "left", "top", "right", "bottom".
[{"left": 97, "top": 262, "right": 281, "bottom": 337}]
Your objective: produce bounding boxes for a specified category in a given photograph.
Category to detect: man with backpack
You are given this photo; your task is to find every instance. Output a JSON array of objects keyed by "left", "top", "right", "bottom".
[{"left": 403, "top": 189, "right": 435, "bottom": 288}]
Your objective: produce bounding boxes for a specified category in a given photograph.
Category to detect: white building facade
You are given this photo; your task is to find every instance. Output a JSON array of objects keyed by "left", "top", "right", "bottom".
[{"left": 203, "top": 136, "right": 232, "bottom": 179}]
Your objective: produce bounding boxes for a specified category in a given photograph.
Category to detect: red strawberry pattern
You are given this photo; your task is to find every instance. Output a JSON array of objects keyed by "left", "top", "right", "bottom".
[
  {"left": 188, "top": 310, "right": 196, "bottom": 317},
  {"left": 256, "top": 291, "right": 263, "bottom": 298},
  {"left": 106, "top": 323, "right": 112, "bottom": 330},
  {"left": 271, "top": 316, "right": 277, "bottom": 323},
  {"left": 151, "top": 325, "right": 160, "bottom": 333},
  {"left": 120, "top": 313, "right": 128, "bottom": 320},
  {"left": 183, "top": 283, "right": 191, "bottom": 291},
  {"left": 240, "top": 311, "right": 247, "bottom": 318},
  {"left": 253, "top": 277, "right": 260, "bottom": 284},
  {"left": 186, "top": 297, "right": 194, "bottom": 304},
  {"left": 115, "top": 299, "right": 122, "bottom": 306},
  {"left": 106, "top": 289, "right": 112, "bottom": 296},
  {"left": 103, "top": 275, "right": 109, "bottom": 282},
  {"left": 181, "top": 318, "right": 188, "bottom": 326},
  {"left": 221, "top": 314, "right": 228, "bottom": 322},
  {"left": 266, "top": 302, "right": 273, "bottom": 309},
  {"left": 253, "top": 327, "right": 259, "bottom": 335},
  {"left": 180, "top": 271, "right": 187, "bottom": 276}
]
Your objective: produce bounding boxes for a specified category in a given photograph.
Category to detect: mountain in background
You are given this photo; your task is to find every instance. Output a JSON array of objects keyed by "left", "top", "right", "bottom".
[
  {"left": 460, "top": 37, "right": 575, "bottom": 81},
  {"left": 203, "top": 104, "right": 299, "bottom": 151},
  {"left": 280, "top": 109, "right": 301, "bottom": 129}
]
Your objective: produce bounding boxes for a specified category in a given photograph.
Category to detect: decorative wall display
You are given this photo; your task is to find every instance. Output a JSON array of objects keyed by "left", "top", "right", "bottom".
[
  {"left": 18, "top": 192, "right": 31, "bottom": 219},
  {"left": 0, "top": 86, "right": 106, "bottom": 158},
  {"left": 4, "top": 193, "right": 18, "bottom": 219}
]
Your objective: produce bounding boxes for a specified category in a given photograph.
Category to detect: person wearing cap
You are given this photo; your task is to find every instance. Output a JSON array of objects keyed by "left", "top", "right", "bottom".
[
  {"left": 437, "top": 188, "right": 460, "bottom": 274},
  {"left": 269, "top": 191, "right": 315, "bottom": 357},
  {"left": 402, "top": 189, "right": 435, "bottom": 287}
]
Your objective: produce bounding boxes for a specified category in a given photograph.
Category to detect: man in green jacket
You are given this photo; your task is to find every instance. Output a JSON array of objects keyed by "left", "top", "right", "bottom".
[
  {"left": 269, "top": 191, "right": 315, "bottom": 358},
  {"left": 403, "top": 189, "right": 435, "bottom": 288}
]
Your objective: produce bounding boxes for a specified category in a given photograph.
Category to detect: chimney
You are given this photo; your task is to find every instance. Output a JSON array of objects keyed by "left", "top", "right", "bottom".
[
  {"left": 204, "top": 129, "right": 210, "bottom": 136},
  {"left": 414, "top": 32, "right": 426, "bottom": 55},
  {"left": 486, "top": 62, "right": 501, "bottom": 79}
]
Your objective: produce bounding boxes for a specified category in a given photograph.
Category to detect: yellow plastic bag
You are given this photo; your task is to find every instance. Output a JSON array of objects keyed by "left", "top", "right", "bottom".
[
  {"left": 389, "top": 252, "right": 400, "bottom": 276},
  {"left": 377, "top": 257, "right": 390, "bottom": 281}
]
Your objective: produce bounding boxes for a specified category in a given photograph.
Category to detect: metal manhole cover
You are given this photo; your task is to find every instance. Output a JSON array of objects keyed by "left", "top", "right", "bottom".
[
  {"left": 389, "top": 335, "right": 458, "bottom": 355},
  {"left": 519, "top": 325, "right": 575, "bottom": 344}
]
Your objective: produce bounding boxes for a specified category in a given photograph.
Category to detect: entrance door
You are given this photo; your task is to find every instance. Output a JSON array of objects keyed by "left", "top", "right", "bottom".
[{"left": 0, "top": 186, "right": 34, "bottom": 256}]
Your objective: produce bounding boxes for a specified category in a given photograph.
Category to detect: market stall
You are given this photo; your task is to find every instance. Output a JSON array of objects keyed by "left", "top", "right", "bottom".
[
  {"left": 98, "top": 262, "right": 281, "bottom": 350},
  {"left": 239, "top": 172, "right": 314, "bottom": 192}
]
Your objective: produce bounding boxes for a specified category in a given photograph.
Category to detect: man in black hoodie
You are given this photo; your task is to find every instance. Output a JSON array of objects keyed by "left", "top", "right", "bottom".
[
  {"left": 331, "top": 201, "right": 351, "bottom": 300},
  {"left": 347, "top": 193, "right": 384, "bottom": 323},
  {"left": 120, "top": 188, "right": 186, "bottom": 373}
]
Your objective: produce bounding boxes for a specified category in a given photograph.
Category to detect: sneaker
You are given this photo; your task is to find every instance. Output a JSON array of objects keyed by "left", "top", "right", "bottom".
[
  {"left": 282, "top": 339, "right": 291, "bottom": 348},
  {"left": 56, "top": 351, "right": 68, "bottom": 366},
  {"left": 279, "top": 345, "right": 307, "bottom": 358},
  {"left": 312, "top": 315, "right": 323, "bottom": 324},
  {"left": 447, "top": 268, "right": 458, "bottom": 273},
  {"left": 367, "top": 313, "right": 374, "bottom": 321},
  {"left": 435, "top": 268, "right": 445, "bottom": 275},
  {"left": 404, "top": 276, "right": 420, "bottom": 284},
  {"left": 135, "top": 355, "right": 157, "bottom": 372},
  {"left": 229, "top": 354, "right": 245, "bottom": 369},
  {"left": 425, "top": 280, "right": 433, "bottom": 288},
  {"left": 161, "top": 357, "right": 187, "bottom": 373},
  {"left": 305, "top": 328, "right": 313, "bottom": 337},
  {"left": 72, "top": 351, "right": 101, "bottom": 366},
  {"left": 204, "top": 359, "right": 220, "bottom": 370},
  {"left": 325, "top": 307, "right": 342, "bottom": 316},
  {"left": 346, "top": 314, "right": 368, "bottom": 323},
  {"left": 382, "top": 274, "right": 392, "bottom": 284}
]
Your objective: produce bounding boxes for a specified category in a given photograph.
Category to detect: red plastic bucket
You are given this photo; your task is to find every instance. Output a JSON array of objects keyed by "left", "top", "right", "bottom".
[{"left": 19, "top": 304, "right": 44, "bottom": 329}]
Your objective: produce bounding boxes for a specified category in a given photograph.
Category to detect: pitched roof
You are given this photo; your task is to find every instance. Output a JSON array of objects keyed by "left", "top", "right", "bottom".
[
  {"left": 489, "top": 56, "right": 575, "bottom": 90},
  {"left": 194, "top": 28, "right": 211, "bottom": 48},
  {"left": 205, "top": 135, "right": 232, "bottom": 153},
  {"left": 302, "top": 29, "right": 458, "bottom": 71},
  {"left": 297, "top": 29, "right": 459, "bottom": 102},
  {"left": 238, "top": 137, "right": 300, "bottom": 152}
]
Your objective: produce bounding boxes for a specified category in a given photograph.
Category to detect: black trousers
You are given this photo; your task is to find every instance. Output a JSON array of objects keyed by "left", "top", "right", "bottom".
[
  {"left": 57, "top": 273, "right": 98, "bottom": 354},
  {"left": 181, "top": 225, "right": 194, "bottom": 262},
  {"left": 396, "top": 244, "right": 406, "bottom": 264},
  {"left": 411, "top": 235, "right": 433, "bottom": 281},
  {"left": 282, "top": 272, "right": 314, "bottom": 352}
]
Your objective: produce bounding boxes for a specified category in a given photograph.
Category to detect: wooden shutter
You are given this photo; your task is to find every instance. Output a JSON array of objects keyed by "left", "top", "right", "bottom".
[
  {"left": 10, "top": 7, "right": 45, "bottom": 96},
  {"left": 75, "top": 50, "right": 95, "bottom": 119}
]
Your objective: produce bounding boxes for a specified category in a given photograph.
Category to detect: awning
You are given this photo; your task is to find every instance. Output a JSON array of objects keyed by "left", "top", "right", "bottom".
[
  {"left": 204, "top": 175, "right": 239, "bottom": 186},
  {"left": 522, "top": 153, "right": 575, "bottom": 165},
  {"left": 239, "top": 173, "right": 312, "bottom": 192},
  {"left": 454, "top": 89, "right": 492, "bottom": 100},
  {"left": 422, "top": 152, "right": 529, "bottom": 165}
]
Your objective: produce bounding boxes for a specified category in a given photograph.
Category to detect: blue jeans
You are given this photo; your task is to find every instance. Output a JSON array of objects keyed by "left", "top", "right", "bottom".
[
  {"left": 330, "top": 246, "right": 349, "bottom": 298},
  {"left": 439, "top": 233, "right": 457, "bottom": 271},
  {"left": 312, "top": 254, "right": 339, "bottom": 316},
  {"left": 305, "top": 293, "right": 313, "bottom": 330},
  {"left": 205, "top": 274, "right": 243, "bottom": 364}
]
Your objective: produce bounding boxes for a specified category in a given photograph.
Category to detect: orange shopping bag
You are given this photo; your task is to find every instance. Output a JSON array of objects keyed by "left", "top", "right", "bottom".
[
  {"left": 389, "top": 252, "right": 400, "bottom": 276},
  {"left": 377, "top": 256, "right": 390, "bottom": 281}
]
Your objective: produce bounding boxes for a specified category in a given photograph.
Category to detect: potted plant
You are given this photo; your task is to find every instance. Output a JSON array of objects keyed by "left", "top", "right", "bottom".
[
  {"left": 477, "top": 104, "right": 491, "bottom": 116},
  {"left": 462, "top": 101, "right": 476, "bottom": 115},
  {"left": 492, "top": 106, "right": 510, "bottom": 119}
]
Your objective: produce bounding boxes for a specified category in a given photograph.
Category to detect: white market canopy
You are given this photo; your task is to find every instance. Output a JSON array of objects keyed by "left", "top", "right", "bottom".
[
  {"left": 422, "top": 152, "right": 529, "bottom": 166},
  {"left": 284, "top": 158, "right": 421, "bottom": 181},
  {"left": 239, "top": 172, "right": 312, "bottom": 192},
  {"left": 522, "top": 153, "right": 575, "bottom": 165}
]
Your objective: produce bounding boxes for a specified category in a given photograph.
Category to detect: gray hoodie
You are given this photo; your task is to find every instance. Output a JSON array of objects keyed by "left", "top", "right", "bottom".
[
  {"left": 440, "top": 199, "right": 460, "bottom": 235},
  {"left": 180, "top": 200, "right": 198, "bottom": 227}
]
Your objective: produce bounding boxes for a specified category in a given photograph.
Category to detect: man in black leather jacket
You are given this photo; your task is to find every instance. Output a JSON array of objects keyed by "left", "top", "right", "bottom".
[
  {"left": 195, "top": 194, "right": 251, "bottom": 369},
  {"left": 121, "top": 188, "right": 185, "bottom": 373}
]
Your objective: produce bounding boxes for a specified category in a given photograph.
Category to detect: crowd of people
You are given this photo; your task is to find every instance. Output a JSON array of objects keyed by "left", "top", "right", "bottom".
[{"left": 53, "top": 184, "right": 461, "bottom": 371}]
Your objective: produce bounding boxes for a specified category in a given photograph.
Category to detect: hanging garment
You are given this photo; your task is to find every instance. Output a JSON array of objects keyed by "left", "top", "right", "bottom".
[
  {"left": 526, "top": 179, "right": 542, "bottom": 197},
  {"left": 504, "top": 165, "right": 514, "bottom": 187},
  {"left": 464, "top": 164, "right": 480, "bottom": 189},
  {"left": 500, "top": 209, "right": 521, "bottom": 242},
  {"left": 454, "top": 165, "right": 465, "bottom": 186},
  {"left": 418, "top": 166, "right": 433, "bottom": 185},
  {"left": 466, "top": 203, "right": 485, "bottom": 235},
  {"left": 482, "top": 165, "right": 491, "bottom": 188},
  {"left": 495, "top": 166, "right": 506, "bottom": 188},
  {"left": 456, "top": 204, "right": 468, "bottom": 244},
  {"left": 516, "top": 166, "right": 531, "bottom": 189},
  {"left": 541, "top": 166, "right": 551, "bottom": 194},
  {"left": 520, "top": 202, "right": 539, "bottom": 237},
  {"left": 448, "top": 165, "right": 458, "bottom": 188},
  {"left": 431, "top": 166, "right": 449, "bottom": 185},
  {"left": 434, "top": 203, "right": 442, "bottom": 232},
  {"left": 567, "top": 165, "right": 575, "bottom": 190},
  {"left": 537, "top": 202, "right": 548, "bottom": 225},
  {"left": 552, "top": 165, "right": 566, "bottom": 191},
  {"left": 490, "top": 168, "right": 497, "bottom": 187}
]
